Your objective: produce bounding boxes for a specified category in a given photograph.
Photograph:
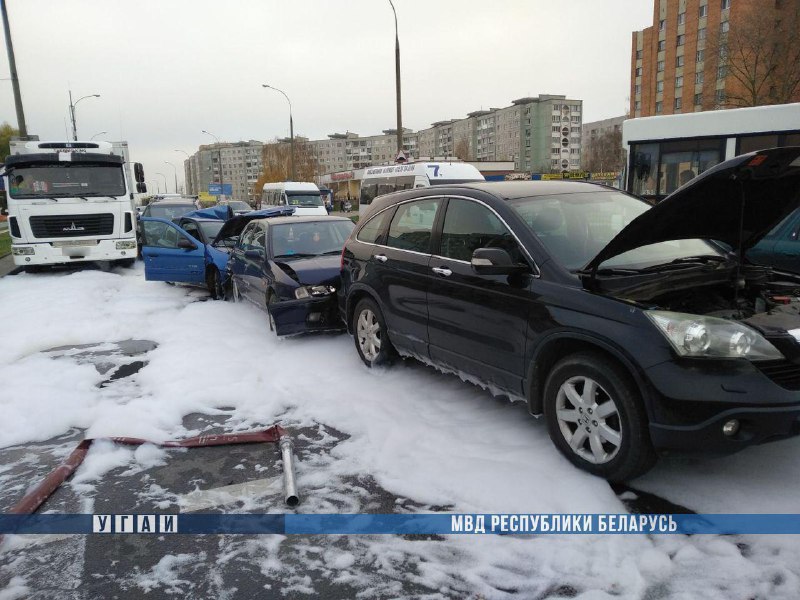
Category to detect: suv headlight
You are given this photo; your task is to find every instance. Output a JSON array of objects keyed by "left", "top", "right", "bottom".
[
  {"left": 294, "top": 285, "right": 336, "bottom": 299},
  {"left": 645, "top": 310, "right": 782, "bottom": 361}
]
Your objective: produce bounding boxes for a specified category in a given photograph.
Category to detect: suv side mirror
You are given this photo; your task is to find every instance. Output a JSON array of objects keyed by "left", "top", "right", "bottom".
[
  {"left": 471, "top": 248, "right": 526, "bottom": 275},
  {"left": 177, "top": 237, "right": 196, "bottom": 250}
]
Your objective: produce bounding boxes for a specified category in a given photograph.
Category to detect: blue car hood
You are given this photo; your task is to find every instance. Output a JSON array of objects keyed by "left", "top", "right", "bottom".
[
  {"left": 211, "top": 206, "right": 296, "bottom": 244},
  {"left": 274, "top": 254, "right": 341, "bottom": 286}
]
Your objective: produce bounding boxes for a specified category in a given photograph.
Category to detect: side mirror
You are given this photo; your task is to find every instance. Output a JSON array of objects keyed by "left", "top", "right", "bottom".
[
  {"left": 471, "top": 248, "right": 526, "bottom": 275},
  {"left": 177, "top": 237, "right": 196, "bottom": 250},
  {"left": 244, "top": 249, "right": 263, "bottom": 260}
]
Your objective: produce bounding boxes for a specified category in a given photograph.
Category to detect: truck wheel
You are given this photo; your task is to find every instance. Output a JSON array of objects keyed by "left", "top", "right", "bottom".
[
  {"left": 351, "top": 298, "right": 395, "bottom": 367},
  {"left": 543, "top": 352, "right": 656, "bottom": 482}
]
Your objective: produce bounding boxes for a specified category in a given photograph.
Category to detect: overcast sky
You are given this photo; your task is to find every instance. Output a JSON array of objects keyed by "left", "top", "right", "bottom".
[{"left": 0, "top": 0, "right": 653, "bottom": 190}]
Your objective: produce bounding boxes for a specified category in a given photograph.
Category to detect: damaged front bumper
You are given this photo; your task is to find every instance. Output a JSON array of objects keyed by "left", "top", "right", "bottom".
[{"left": 268, "top": 295, "right": 345, "bottom": 336}]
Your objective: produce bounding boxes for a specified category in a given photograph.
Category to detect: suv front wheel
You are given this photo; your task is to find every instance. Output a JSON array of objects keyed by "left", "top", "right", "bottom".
[
  {"left": 543, "top": 352, "right": 656, "bottom": 481},
  {"left": 352, "top": 298, "right": 395, "bottom": 367}
]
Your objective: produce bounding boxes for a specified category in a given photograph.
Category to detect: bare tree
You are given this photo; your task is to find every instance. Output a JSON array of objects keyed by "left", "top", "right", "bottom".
[
  {"left": 585, "top": 128, "right": 624, "bottom": 173},
  {"left": 454, "top": 136, "right": 471, "bottom": 161},
  {"left": 705, "top": 2, "right": 800, "bottom": 108},
  {"left": 253, "top": 139, "right": 320, "bottom": 199}
]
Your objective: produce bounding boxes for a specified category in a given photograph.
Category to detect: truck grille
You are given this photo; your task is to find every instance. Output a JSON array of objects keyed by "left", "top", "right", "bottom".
[
  {"left": 29, "top": 213, "right": 114, "bottom": 238},
  {"left": 755, "top": 360, "right": 800, "bottom": 391}
]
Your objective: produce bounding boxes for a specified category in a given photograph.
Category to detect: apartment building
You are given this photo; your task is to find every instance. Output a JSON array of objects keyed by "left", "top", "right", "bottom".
[
  {"left": 185, "top": 140, "right": 263, "bottom": 203},
  {"left": 298, "top": 94, "right": 583, "bottom": 175},
  {"left": 631, "top": 0, "right": 800, "bottom": 117}
]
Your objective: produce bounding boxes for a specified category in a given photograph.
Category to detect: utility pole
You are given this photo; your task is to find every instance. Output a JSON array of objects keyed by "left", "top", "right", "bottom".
[
  {"left": 262, "top": 85, "right": 295, "bottom": 181},
  {"left": 1, "top": 0, "right": 27, "bottom": 137}
]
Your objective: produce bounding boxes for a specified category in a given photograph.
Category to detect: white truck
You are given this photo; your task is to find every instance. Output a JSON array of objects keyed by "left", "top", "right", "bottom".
[{"left": 3, "top": 140, "right": 146, "bottom": 271}]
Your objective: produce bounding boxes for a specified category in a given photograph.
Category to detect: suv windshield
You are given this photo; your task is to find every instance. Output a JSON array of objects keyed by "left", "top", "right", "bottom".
[
  {"left": 509, "top": 190, "right": 721, "bottom": 271},
  {"left": 8, "top": 164, "right": 126, "bottom": 198},
  {"left": 286, "top": 193, "right": 323, "bottom": 207}
]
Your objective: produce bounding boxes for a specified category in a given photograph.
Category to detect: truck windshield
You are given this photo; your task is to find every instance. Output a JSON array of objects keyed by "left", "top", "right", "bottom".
[
  {"left": 285, "top": 193, "right": 323, "bottom": 207},
  {"left": 8, "top": 164, "right": 126, "bottom": 199}
]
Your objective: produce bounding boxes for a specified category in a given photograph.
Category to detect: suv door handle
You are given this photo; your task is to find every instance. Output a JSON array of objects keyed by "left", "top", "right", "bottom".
[
  {"left": 432, "top": 267, "right": 452, "bottom": 277},
  {"left": 373, "top": 254, "right": 388, "bottom": 262}
]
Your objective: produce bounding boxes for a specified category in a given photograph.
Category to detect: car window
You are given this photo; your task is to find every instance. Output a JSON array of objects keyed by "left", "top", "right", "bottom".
[
  {"left": 252, "top": 228, "right": 266, "bottom": 251},
  {"left": 142, "top": 221, "right": 180, "bottom": 249},
  {"left": 238, "top": 224, "right": 257, "bottom": 249},
  {"left": 386, "top": 199, "right": 441, "bottom": 253},
  {"left": 440, "top": 199, "right": 522, "bottom": 263},
  {"left": 181, "top": 221, "right": 201, "bottom": 241},
  {"left": 145, "top": 204, "right": 195, "bottom": 220},
  {"left": 356, "top": 208, "right": 393, "bottom": 245}
]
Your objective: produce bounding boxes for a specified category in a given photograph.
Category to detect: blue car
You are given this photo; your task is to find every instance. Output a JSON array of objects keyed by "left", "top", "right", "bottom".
[
  {"left": 227, "top": 215, "right": 355, "bottom": 335},
  {"left": 140, "top": 206, "right": 294, "bottom": 298},
  {"left": 748, "top": 207, "right": 800, "bottom": 274}
]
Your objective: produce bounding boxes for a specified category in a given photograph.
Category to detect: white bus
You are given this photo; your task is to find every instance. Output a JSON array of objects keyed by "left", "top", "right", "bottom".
[
  {"left": 3, "top": 140, "right": 141, "bottom": 271},
  {"left": 623, "top": 102, "right": 800, "bottom": 202},
  {"left": 359, "top": 160, "right": 485, "bottom": 215},
  {"left": 261, "top": 181, "right": 327, "bottom": 216}
]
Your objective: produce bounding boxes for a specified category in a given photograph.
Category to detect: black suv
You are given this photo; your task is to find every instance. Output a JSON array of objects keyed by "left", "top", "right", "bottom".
[{"left": 340, "top": 148, "right": 800, "bottom": 481}]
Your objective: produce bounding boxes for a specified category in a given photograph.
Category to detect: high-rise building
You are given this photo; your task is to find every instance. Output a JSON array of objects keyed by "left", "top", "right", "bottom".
[
  {"left": 631, "top": 0, "right": 800, "bottom": 118},
  {"left": 185, "top": 140, "right": 263, "bottom": 203}
]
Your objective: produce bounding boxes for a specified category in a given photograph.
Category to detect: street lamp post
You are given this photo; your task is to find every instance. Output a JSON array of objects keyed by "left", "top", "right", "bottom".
[
  {"left": 201, "top": 130, "right": 224, "bottom": 199},
  {"left": 155, "top": 172, "right": 167, "bottom": 194},
  {"left": 388, "top": 0, "right": 403, "bottom": 155},
  {"left": 90, "top": 131, "right": 107, "bottom": 141},
  {"left": 175, "top": 150, "right": 191, "bottom": 194},
  {"left": 262, "top": 84, "right": 295, "bottom": 181},
  {"left": 164, "top": 161, "right": 178, "bottom": 194},
  {"left": 69, "top": 91, "right": 100, "bottom": 141},
  {"left": 148, "top": 179, "right": 160, "bottom": 194}
]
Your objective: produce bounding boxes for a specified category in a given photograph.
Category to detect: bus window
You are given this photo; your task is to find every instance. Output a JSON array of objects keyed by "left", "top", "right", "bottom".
[
  {"left": 360, "top": 182, "right": 378, "bottom": 206},
  {"left": 377, "top": 182, "right": 396, "bottom": 196},
  {"left": 396, "top": 175, "right": 415, "bottom": 191},
  {"left": 657, "top": 139, "right": 723, "bottom": 196},
  {"left": 630, "top": 143, "right": 659, "bottom": 198}
]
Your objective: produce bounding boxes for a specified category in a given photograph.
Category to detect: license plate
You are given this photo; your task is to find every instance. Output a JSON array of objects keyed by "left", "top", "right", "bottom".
[{"left": 52, "top": 240, "right": 97, "bottom": 248}]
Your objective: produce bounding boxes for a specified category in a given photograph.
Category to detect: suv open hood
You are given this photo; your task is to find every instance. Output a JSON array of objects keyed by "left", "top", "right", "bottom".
[
  {"left": 211, "top": 206, "right": 295, "bottom": 244},
  {"left": 585, "top": 147, "right": 800, "bottom": 273}
]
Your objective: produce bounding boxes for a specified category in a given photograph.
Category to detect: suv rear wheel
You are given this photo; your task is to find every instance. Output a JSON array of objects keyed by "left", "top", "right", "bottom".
[
  {"left": 352, "top": 298, "right": 395, "bottom": 367},
  {"left": 543, "top": 352, "right": 656, "bottom": 481}
]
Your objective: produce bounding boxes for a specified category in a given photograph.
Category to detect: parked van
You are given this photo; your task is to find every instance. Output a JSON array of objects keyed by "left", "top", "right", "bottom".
[{"left": 262, "top": 182, "right": 328, "bottom": 217}]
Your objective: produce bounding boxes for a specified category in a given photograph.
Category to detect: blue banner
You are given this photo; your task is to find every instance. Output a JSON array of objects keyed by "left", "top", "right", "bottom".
[
  {"left": 208, "top": 183, "right": 233, "bottom": 196},
  {"left": 3, "top": 514, "right": 800, "bottom": 535}
]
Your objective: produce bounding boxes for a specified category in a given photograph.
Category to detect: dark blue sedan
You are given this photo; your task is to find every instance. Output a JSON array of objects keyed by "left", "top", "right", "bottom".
[{"left": 227, "top": 215, "right": 355, "bottom": 335}]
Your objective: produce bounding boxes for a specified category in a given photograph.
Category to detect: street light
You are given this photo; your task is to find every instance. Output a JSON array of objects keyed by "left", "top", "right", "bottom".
[
  {"left": 175, "top": 150, "right": 191, "bottom": 194},
  {"left": 388, "top": 0, "right": 403, "bottom": 155},
  {"left": 262, "top": 84, "right": 295, "bottom": 181},
  {"left": 201, "top": 130, "right": 225, "bottom": 199},
  {"left": 147, "top": 179, "right": 160, "bottom": 194},
  {"left": 155, "top": 172, "right": 168, "bottom": 194},
  {"left": 69, "top": 91, "right": 100, "bottom": 141},
  {"left": 90, "top": 131, "right": 107, "bottom": 141},
  {"left": 164, "top": 161, "right": 178, "bottom": 194}
]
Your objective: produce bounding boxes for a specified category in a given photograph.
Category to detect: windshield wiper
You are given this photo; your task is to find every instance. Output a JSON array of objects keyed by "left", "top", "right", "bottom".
[
  {"left": 274, "top": 253, "right": 318, "bottom": 259},
  {"left": 640, "top": 255, "right": 730, "bottom": 272},
  {"left": 322, "top": 249, "right": 343, "bottom": 255}
]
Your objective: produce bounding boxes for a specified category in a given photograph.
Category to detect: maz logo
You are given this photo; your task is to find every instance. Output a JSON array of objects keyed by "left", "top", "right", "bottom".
[{"left": 62, "top": 222, "right": 86, "bottom": 232}]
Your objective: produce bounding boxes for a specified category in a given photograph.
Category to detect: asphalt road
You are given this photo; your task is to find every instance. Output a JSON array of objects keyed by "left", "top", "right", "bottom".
[{"left": 0, "top": 263, "right": 697, "bottom": 599}]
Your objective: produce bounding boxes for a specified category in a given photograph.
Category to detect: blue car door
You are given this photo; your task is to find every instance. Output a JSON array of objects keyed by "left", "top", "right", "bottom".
[{"left": 140, "top": 217, "right": 206, "bottom": 283}]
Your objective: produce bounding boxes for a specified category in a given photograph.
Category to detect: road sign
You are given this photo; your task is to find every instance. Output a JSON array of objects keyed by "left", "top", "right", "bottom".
[{"left": 208, "top": 183, "right": 233, "bottom": 196}]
